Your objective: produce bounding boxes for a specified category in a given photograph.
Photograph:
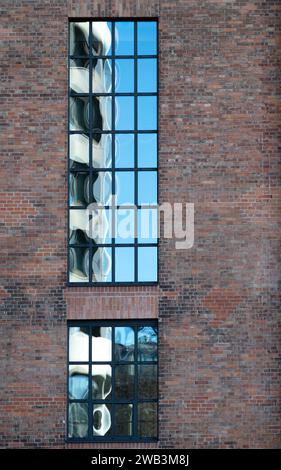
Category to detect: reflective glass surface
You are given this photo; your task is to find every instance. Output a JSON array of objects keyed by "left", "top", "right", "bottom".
[
  {"left": 115, "top": 326, "right": 135, "bottom": 361},
  {"left": 137, "top": 21, "right": 157, "bottom": 55},
  {"left": 138, "top": 133, "right": 157, "bottom": 168},
  {"left": 68, "top": 321, "right": 157, "bottom": 441},
  {"left": 115, "top": 247, "right": 135, "bottom": 282},
  {"left": 138, "top": 246, "right": 158, "bottom": 282},
  {"left": 138, "top": 59, "right": 157, "bottom": 92},
  {"left": 115, "top": 22, "right": 134, "bottom": 55},
  {"left": 69, "top": 20, "right": 158, "bottom": 285}
]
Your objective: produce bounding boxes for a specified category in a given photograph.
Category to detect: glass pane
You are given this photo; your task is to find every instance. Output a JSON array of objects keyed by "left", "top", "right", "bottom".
[
  {"left": 115, "top": 171, "right": 134, "bottom": 206},
  {"left": 92, "top": 58, "right": 112, "bottom": 93},
  {"left": 138, "top": 171, "right": 157, "bottom": 205},
  {"left": 92, "top": 326, "right": 112, "bottom": 362},
  {"left": 69, "top": 209, "right": 89, "bottom": 242},
  {"left": 115, "top": 326, "right": 135, "bottom": 361},
  {"left": 138, "top": 208, "right": 158, "bottom": 244},
  {"left": 93, "top": 171, "right": 112, "bottom": 205},
  {"left": 138, "top": 402, "right": 157, "bottom": 438},
  {"left": 115, "top": 59, "right": 134, "bottom": 92},
  {"left": 92, "top": 247, "right": 112, "bottom": 283},
  {"left": 138, "top": 133, "right": 157, "bottom": 168},
  {"left": 92, "top": 364, "right": 112, "bottom": 400},
  {"left": 115, "top": 365, "right": 135, "bottom": 399},
  {"left": 93, "top": 404, "right": 112, "bottom": 436},
  {"left": 95, "top": 96, "right": 112, "bottom": 131},
  {"left": 115, "top": 404, "right": 133, "bottom": 436},
  {"left": 88, "top": 208, "right": 112, "bottom": 245},
  {"left": 115, "top": 22, "right": 134, "bottom": 55},
  {"left": 69, "top": 172, "right": 89, "bottom": 207},
  {"left": 70, "top": 134, "right": 89, "bottom": 168},
  {"left": 137, "top": 21, "right": 157, "bottom": 55},
  {"left": 138, "top": 326, "right": 158, "bottom": 361},
  {"left": 92, "top": 21, "right": 112, "bottom": 56},
  {"left": 138, "top": 364, "right": 157, "bottom": 398},
  {"left": 138, "top": 246, "right": 157, "bottom": 282},
  {"left": 69, "top": 326, "right": 89, "bottom": 362},
  {"left": 69, "top": 96, "right": 89, "bottom": 132},
  {"left": 138, "top": 59, "right": 157, "bottom": 92},
  {"left": 138, "top": 96, "right": 157, "bottom": 130},
  {"left": 92, "top": 133, "right": 112, "bottom": 169},
  {"left": 69, "top": 365, "right": 89, "bottom": 399},
  {"left": 69, "top": 247, "right": 89, "bottom": 283},
  {"left": 115, "top": 134, "right": 134, "bottom": 168},
  {"left": 115, "top": 97, "right": 134, "bottom": 130},
  {"left": 68, "top": 403, "right": 88, "bottom": 438},
  {"left": 70, "top": 22, "right": 90, "bottom": 56},
  {"left": 115, "top": 208, "right": 135, "bottom": 244},
  {"left": 115, "top": 247, "right": 135, "bottom": 282},
  {"left": 70, "top": 63, "right": 89, "bottom": 93}
]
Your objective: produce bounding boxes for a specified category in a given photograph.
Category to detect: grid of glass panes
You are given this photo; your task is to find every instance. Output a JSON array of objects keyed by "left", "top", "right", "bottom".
[
  {"left": 68, "top": 20, "right": 158, "bottom": 284},
  {"left": 68, "top": 321, "right": 158, "bottom": 441}
]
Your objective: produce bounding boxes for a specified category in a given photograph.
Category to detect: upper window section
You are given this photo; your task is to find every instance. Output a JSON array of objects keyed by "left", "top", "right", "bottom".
[{"left": 68, "top": 20, "right": 158, "bottom": 285}]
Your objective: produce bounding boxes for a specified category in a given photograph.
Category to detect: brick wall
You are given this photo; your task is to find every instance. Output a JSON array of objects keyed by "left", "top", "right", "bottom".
[{"left": 1, "top": 0, "right": 280, "bottom": 448}]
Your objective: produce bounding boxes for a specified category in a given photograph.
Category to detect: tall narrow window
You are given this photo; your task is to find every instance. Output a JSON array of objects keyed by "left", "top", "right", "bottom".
[
  {"left": 67, "top": 320, "right": 158, "bottom": 442},
  {"left": 68, "top": 20, "right": 158, "bottom": 285}
]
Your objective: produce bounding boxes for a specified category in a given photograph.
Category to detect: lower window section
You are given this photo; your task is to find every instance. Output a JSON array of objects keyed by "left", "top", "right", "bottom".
[{"left": 67, "top": 320, "right": 158, "bottom": 442}]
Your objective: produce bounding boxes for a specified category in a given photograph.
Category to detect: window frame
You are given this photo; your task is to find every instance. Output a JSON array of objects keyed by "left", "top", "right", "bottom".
[
  {"left": 66, "top": 319, "right": 158, "bottom": 443},
  {"left": 67, "top": 18, "right": 159, "bottom": 286}
]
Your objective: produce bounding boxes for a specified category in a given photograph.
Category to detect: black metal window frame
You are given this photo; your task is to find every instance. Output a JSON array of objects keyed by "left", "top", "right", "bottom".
[
  {"left": 67, "top": 18, "right": 159, "bottom": 286},
  {"left": 67, "top": 319, "right": 158, "bottom": 443}
]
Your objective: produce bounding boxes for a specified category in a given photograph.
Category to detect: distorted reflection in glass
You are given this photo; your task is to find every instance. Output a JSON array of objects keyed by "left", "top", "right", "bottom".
[
  {"left": 88, "top": 208, "right": 112, "bottom": 245},
  {"left": 92, "top": 327, "right": 112, "bottom": 362},
  {"left": 68, "top": 402, "right": 88, "bottom": 438},
  {"left": 138, "top": 59, "right": 157, "bottom": 92},
  {"left": 92, "top": 58, "right": 112, "bottom": 93},
  {"left": 115, "top": 97, "right": 134, "bottom": 130},
  {"left": 115, "top": 59, "right": 134, "bottom": 92},
  {"left": 137, "top": 21, "right": 157, "bottom": 55},
  {"left": 115, "top": 404, "right": 133, "bottom": 436},
  {"left": 92, "top": 134, "right": 112, "bottom": 168},
  {"left": 93, "top": 172, "right": 112, "bottom": 205},
  {"left": 115, "top": 208, "right": 135, "bottom": 244},
  {"left": 69, "top": 326, "right": 89, "bottom": 362},
  {"left": 69, "top": 172, "right": 89, "bottom": 206},
  {"left": 138, "top": 134, "right": 157, "bottom": 168},
  {"left": 69, "top": 246, "right": 89, "bottom": 283},
  {"left": 92, "top": 21, "right": 112, "bottom": 56},
  {"left": 138, "top": 96, "right": 157, "bottom": 130},
  {"left": 115, "top": 171, "right": 134, "bottom": 206},
  {"left": 138, "top": 402, "right": 157, "bottom": 438},
  {"left": 69, "top": 365, "right": 89, "bottom": 399},
  {"left": 92, "top": 364, "right": 112, "bottom": 400},
  {"left": 138, "top": 246, "right": 157, "bottom": 282},
  {"left": 115, "top": 22, "right": 134, "bottom": 55},
  {"left": 115, "top": 326, "right": 135, "bottom": 361},
  {"left": 69, "top": 209, "right": 89, "bottom": 242},
  {"left": 138, "top": 326, "right": 158, "bottom": 361},
  {"left": 138, "top": 364, "right": 157, "bottom": 399},
  {"left": 93, "top": 404, "right": 112, "bottom": 436},
  {"left": 138, "top": 171, "right": 157, "bottom": 205},
  {"left": 92, "top": 247, "right": 112, "bottom": 283},
  {"left": 70, "top": 96, "right": 111, "bottom": 132},
  {"left": 115, "top": 134, "right": 134, "bottom": 168},
  {"left": 70, "top": 60, "right": 89, "bottom": 93},
  {"left": 138, "top": 208, "right": 158, "bottom": 244},
  {"left": 70, "top": 22, "right": 90, "bottom": 56},
  {"left": 70, "top": 134, "right": 89, "bottom": 168},
  {"left": 115, "top": 365, "right": 135, "bottom": 399},
  {"left": 115, "top": 247, "right": 135, "bottom": 283}
]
